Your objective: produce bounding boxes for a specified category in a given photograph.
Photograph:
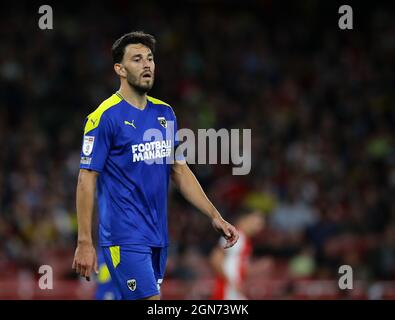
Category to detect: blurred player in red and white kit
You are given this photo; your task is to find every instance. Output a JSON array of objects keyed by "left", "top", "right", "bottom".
[{"left": 210, "top": 210, "right": 265, "bottom": 300}]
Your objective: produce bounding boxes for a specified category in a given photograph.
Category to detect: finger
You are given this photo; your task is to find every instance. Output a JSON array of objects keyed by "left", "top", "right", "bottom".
[
  {"left": 234, "top": 231, "right": 240, "bottom": 243},
  {"left": 225, "top": 239, "right": 237, "bottom": 249},
  {"left": 224, "top": 228, "right": 239, "bottom": 248},
  {"left": 223, "top": 225, "right": 231, "bottom": 238},
  {"left": 85, "top": 271, "right": 91, "bottom": 281},
  {"left": 94, "top": 259, "right": 99, "bottom": 274},
  {"left": 229, "top": 236, "right": 238, "bottom": 247},
  {"left": 84, "top": 265, "right": 92, "bottom": 279},
  {"left": 228, "top": 226, "right": 238, "bottom": 240},
  {"left": 79, "top": 265, "right": 86, "bottom": 278},
  {"left": 224, "top": 226, "right": 235, "bottom": 240},
  {"left": 72, "top": 259, "right": 76, "bottom": 270},
  {"left": 231, "top": 228, "right": 240, "bottom": 244},
  {"left": 224, "top": 235, "right": 234, "bottom": 248},
  {"left": 231, "top": 227, "right": 239, "bottom": 243},
  {"left": 224, "top": 239, "right": 234, "bottom": 249},
  {"left": 75, "top": 263, "right": 81, "bottom": 274}
]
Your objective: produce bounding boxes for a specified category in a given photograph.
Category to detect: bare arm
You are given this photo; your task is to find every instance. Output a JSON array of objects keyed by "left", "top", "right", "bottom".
[
  {"left": 76, "top": 169, "right": 98, "bottom": 243},
  {"left": 171, "top": 161, "right": 239, "bottom": 248},
  {"left": 72, "top": 169, "right": 99, "bottom": 280}
]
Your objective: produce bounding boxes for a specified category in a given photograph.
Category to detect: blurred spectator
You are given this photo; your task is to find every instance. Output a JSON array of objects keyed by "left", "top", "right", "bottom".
[{"left": 210, "top": 210, "right": 265, "bottom": 299}]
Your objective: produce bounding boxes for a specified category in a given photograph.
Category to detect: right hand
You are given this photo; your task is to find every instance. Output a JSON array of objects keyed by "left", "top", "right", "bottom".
[
  {"left": 211, "top": 216, "right": 239, "bottom": 249},
  {"left": 72, "top": 242, "right": 98, "bottom": 281}
]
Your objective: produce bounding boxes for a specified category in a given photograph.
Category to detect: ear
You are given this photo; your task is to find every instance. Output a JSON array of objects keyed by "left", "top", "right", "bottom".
[{"left": 114, "top": 63, "right": 126, "bottom": 78}]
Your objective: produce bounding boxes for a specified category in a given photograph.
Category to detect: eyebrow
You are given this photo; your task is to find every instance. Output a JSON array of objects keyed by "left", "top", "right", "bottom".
[{"left": 131, "top": 53, "right": 154, "bottom": 59}]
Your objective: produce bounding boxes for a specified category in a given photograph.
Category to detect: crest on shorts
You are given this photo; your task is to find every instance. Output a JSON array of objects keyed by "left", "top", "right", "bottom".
[
  {"left": 157, "top": 117, "right": 167, "bottom": 128},
  {"left": 127, "top": 279, "right": 137, "bottom": 291}
]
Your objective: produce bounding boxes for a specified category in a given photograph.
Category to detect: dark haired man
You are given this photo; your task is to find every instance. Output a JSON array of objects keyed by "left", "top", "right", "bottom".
[{"left": 72, "top": 31, "right": 239, "bottom": 300}]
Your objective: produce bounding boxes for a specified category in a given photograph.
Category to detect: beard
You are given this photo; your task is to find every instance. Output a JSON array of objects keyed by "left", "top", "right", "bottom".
[{"left": 126, "top": 70, "right": 154, "bottom": 95}]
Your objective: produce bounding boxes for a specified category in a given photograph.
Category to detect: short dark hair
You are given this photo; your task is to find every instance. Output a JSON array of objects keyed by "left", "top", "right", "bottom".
[{"left": 112, "top": 31, "right": 156, "bottom": 64}]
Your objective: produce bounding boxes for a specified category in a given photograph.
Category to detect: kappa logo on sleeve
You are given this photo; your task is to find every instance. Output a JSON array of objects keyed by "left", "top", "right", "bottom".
[{"left": 82, "top": 136, "right": 95, "bottom": 156}]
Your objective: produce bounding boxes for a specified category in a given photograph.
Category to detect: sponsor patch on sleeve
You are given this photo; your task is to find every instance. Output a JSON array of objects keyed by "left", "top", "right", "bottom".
[
  {"left": 80, "top": 156, "right": 92, "bottom": 165},
  {"left": 82, "top": 136, "right": 95, "bottom": 156}
]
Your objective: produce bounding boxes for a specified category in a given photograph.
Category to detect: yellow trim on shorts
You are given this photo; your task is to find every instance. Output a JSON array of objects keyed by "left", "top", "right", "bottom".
[
  {"left": 97, "top": 263, "right": 111, "bottom": 283},
  {"left": 109, "top": 245, "right": 120, "bottom": 268}
]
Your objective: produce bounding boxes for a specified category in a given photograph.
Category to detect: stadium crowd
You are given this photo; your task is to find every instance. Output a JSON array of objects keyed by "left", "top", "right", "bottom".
[{"left": 0, "top": 1, "right": 394, "bottom": 299}]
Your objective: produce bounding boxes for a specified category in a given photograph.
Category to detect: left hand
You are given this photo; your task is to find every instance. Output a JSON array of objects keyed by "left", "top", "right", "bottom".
[{"left": 212, "top": 216, "right": 239, "bottom": 249}]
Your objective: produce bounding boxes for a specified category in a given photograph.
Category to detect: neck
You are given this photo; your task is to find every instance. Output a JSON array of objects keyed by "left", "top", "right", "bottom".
[{"left": 118, "top": 82, "right": 147, "bottom": 110}]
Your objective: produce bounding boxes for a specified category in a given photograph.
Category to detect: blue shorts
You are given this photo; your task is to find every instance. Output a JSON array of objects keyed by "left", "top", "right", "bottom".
[
  {"left": 95, "top": 247, "right": 121, "bottom": 300},
  {"left": 102, "top": 245, "right": 167, "bottom": 300}
]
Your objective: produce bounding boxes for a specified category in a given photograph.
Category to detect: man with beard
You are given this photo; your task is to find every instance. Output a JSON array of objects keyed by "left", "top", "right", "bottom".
[{"left": 72, "top": 31, "right": 239, "bottom": 300}]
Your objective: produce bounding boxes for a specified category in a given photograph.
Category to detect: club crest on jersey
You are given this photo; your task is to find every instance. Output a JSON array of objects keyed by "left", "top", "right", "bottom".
[
  {"left": 157, "top": 117, "right": 167, "bottom": 128},
  {"left": 82, "top": 136, "right": 95, "bottom": 156},
  {"left": 127, "top": 279, "right": 137, "bottom": 291}
]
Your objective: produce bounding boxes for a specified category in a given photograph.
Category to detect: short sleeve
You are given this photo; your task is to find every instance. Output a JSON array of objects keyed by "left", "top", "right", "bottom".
[{"left": 79, "top": 113, "right": 113, "bottom": 172}]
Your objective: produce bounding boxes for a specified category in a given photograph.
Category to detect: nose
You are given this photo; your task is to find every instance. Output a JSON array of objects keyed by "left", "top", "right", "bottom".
[{"left": 142, "top": 58, "right": 151, "bottom": 69}]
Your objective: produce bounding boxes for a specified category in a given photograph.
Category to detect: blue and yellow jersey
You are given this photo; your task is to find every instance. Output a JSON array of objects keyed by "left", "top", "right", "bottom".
[{"left": 80, "top": 92, "right": 181, "bottom": 247}]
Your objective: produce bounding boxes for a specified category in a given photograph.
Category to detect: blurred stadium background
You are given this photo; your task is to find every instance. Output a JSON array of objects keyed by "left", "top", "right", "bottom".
[{"left": 1, "top": 0, "right": 395, "bottom": 299}]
